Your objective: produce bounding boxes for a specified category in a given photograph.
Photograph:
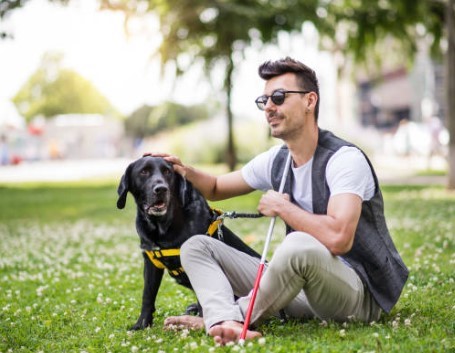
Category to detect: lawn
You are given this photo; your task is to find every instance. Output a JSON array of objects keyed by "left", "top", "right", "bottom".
[{"left": 0, "top": 180, "right": 454, "bottom": 352}]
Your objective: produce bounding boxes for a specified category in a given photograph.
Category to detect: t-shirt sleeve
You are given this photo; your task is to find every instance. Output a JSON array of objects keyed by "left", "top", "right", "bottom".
[
  {"left": 326, "top": 146, "right": 376, "bottom": 201},
  {"left": 241, "top": 145, "right": 281, "bottom": 191}
]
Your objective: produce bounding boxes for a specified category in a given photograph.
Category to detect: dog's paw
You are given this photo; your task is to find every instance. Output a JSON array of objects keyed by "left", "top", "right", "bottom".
[{"left": 129, "top": 317, "right": 153, "bottom": 331}]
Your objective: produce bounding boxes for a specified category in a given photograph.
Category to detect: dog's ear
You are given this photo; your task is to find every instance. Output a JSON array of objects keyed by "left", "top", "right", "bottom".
[
  {"left": 176, "top": 173, "right": 192, "bottom": 209},
  {"left": 117, "top": 163, "right": 133, "bottom": 209}
]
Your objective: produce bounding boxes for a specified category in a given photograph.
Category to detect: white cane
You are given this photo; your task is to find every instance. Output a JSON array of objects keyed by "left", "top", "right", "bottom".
[{"left": 240, "top": 151, "right": 292, "bottom": 341}]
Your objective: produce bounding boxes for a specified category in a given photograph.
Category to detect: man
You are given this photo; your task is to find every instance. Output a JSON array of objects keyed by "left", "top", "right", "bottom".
[{"left": 155, "top": 57, "right": 408, "bottom": 345}]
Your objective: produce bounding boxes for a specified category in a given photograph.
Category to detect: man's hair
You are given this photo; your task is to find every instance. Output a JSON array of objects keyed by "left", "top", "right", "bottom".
[{"left": 258, "top": 57, "right": 320, "bottom": 120}]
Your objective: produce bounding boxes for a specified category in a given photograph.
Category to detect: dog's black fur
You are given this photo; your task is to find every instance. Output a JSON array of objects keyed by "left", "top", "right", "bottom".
[{"left": 117, "top": 156, "right": 260, "bottom": 330}]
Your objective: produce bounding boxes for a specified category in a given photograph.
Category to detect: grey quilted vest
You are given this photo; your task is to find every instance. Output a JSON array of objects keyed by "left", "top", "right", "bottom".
[{"left": 271, "top": 129, "right": 408, "bottom": 313}]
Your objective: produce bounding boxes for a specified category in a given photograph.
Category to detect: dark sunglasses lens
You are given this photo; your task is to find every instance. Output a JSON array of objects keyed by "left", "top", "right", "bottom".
[{"left": 271, "top": 91, "right": 286, "bottom": 105}]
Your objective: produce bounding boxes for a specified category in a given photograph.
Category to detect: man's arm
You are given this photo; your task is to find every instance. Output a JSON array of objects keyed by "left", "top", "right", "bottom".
[
  {"left": 150, "top": 153, "right": 254, "bottom": 201},
  {"left": 258, "top": 191, "right": 362, "bottom": 256}
]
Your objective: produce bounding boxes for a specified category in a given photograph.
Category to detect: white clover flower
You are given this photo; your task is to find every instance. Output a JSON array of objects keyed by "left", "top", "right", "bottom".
[
  {"left": 109, "top": 334, "right": 115, "bottom": 339},
  {"left": 372, "top": 332, "right": 379, "bottom": 338},
  {"left": 189, "top": 341, "right": 198, "bottom": 349},
  {"left": 258, "top": 337, "right": 266, "bottom": 345},
  {"left": 339, "top": 329, "right": 346, "bottom": 337},
  {"left": 131, "top": 346, "right": 139, "bottom": 353},
  {"left": 404, "top": 318, "right": 412, "bottom": 326},
  {"left": 36, "top": 285, "right": 48, "bottom": 297},
  {"left": 180, "top": 329, "right": 189, "bottom": 338},
  {"left": 95, "top": 327, "right": 101, "bottom": 333}
]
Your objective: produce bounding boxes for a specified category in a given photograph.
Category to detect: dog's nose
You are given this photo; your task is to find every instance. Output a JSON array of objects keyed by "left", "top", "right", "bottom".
[{"left": 153, "top": 185, "right": 168, "bottom": 194}]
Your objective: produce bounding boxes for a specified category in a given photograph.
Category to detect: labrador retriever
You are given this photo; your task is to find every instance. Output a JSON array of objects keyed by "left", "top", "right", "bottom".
[{"left": 117, "top": 156, "right": 260, "bottom": 330}]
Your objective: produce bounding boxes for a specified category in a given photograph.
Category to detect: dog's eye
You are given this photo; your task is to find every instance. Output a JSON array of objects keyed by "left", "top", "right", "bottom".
[
  {"left": 140, "top": 169, "right": 150, "bottom": 176},
  {"left": 162, "top": 168, "right": 172, "bottom": 176}
]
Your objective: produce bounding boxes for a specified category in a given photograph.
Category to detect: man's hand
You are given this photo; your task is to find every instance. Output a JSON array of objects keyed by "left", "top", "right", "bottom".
[
  {"left": 143, "top": 152, "right": 187, "bottom": 177},
  {"left": 257, "top": 190, "right": 290, "bottom": 217}
]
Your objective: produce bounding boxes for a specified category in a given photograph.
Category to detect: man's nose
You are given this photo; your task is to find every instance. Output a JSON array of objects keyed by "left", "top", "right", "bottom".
[{"left": 264, "top": 97, "right": 276, "bottom": 112}]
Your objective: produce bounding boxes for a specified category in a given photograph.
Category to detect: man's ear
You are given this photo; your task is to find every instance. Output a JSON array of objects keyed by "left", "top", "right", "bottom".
[
  {"left": 117, "top": 163, "right": 133, "bottom": 209},
  {"left": 307, "top": 91, "right": 318, "bottom": 110}
]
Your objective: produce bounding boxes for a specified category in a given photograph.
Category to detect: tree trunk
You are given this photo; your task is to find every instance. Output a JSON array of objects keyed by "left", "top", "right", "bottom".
[
  {"left": 447, "top": 0, "right": 455, "bottom": 189},
  {"left": 225, "top": 54, "right": 237, "bottom": 171}
]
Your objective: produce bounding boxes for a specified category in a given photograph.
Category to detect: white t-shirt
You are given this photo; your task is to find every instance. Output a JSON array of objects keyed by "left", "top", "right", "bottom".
[{"left": 241, "top": 145, "right": 375, "bottom": 213}]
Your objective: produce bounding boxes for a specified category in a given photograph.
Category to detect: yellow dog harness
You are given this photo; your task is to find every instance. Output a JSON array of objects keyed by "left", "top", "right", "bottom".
[{"left": 144, "top": 208, "right": 224, "bottom": 276}]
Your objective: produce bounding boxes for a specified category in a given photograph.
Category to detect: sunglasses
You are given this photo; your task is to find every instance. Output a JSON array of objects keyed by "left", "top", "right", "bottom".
[{"left": 255, "top": 89, "right": 310, "bottom": 111}]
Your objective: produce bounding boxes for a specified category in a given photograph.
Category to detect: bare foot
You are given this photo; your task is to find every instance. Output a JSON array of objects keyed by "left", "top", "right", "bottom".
[
  {"left": 208, "top": 321, "right": 262, "bottom": 346},
  {"left": 164, "top": 315, "right": 204, "bottom": 330}
]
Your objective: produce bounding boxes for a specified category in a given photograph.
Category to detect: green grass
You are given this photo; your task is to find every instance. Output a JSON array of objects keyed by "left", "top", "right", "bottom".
[{"left": 0, "top": 181, "right": 454, "bottom": 352}]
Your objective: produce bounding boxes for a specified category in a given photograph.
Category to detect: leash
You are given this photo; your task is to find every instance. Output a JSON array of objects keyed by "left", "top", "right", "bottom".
[
  {"left": 149, "top": 209, "right": 263, "bottom": 275},
  {"left": 212, "top": 209, "right": 263, "bottom": 241}
]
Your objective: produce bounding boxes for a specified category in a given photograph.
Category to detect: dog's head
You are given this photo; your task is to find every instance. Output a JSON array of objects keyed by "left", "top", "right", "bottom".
[{"left": 117, "top": 156, "right": 190, "bottom": 218}]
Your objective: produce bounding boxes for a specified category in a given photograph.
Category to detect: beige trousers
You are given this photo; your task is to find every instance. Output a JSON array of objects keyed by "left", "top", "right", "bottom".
[{"left": 180, "top": 232, "right": 381, "bottom": 332}]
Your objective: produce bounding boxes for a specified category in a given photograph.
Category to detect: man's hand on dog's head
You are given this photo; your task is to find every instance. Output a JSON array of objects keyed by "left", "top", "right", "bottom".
[{"left": 142, "top": 152, "right": 187, "bottom": 178}]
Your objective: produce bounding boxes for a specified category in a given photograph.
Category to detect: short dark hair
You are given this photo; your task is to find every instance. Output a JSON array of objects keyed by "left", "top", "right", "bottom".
[{"left": 258, "top": 57, "right": 320, "bottom": 120}]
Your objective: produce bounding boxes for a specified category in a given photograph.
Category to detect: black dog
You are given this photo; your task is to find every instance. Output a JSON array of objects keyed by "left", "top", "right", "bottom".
[{"left": 117, "top": 156, "right": 260, "bottom": 330}]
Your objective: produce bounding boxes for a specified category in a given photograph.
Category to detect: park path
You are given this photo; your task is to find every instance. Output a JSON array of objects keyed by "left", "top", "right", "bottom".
[{"left": 0, "top": 155, "right": 448, "bottom": 186}]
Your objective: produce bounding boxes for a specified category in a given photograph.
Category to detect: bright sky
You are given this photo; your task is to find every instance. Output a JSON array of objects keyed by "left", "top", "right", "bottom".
[{"left": 0, "top": 0, "right": 336, "bottom": 119}]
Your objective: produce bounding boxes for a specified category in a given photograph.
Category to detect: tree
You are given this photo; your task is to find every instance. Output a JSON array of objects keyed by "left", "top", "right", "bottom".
[
  {"left": 5, "top": 0, "right": 453, "bottom": 183},
  {"left": 447, "top": 0, "right": 455, "bottom": 188},
  {"left": 125, "top": 101, "right": 210, "bottom": 138},
  {"left": 320, "top": 0, "right": 453, "bottom": 188},
  {"left": 106, "top": 0, "right": 324, "bottom": 170},
  {"left": 13, "top": 52, "right": 118, "bottom": 121}
]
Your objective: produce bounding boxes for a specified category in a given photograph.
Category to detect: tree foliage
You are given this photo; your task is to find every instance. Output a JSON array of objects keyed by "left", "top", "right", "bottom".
[
  {"left": 13, "top": 53, "right": 118, "bottom": 121},
  {"left": 319, "top": 0, "right": 446, "bottom": 66},
  {"left": 125, "top": 101, "right": 210, "bottom": 138},
  {"left": 3, "top": 0, "right": 453, "bottom": 184},
  {"left": 319, "top": 0, "right": 452, "bottom": 188},
  {"left": 99, "top": 0, "right": 324, "bottom": 170}
]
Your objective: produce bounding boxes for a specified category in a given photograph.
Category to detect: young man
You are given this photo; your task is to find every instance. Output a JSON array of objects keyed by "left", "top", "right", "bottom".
[{"left": 155, "top": 57, "right": 408, "bottom": 345}]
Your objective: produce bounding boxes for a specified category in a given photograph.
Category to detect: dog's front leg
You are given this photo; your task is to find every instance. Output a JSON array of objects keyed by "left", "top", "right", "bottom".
[{"left": 130, "top": 253, "right": 164, "bottom": 330}]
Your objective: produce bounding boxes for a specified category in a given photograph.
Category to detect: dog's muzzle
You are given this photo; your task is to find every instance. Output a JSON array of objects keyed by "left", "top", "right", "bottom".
[
  {"left": 146, "top": 201, "right": 168, "bottom": 216},
  {"left": 145, "top": 186, "right": 170, "bottom": 216}
]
